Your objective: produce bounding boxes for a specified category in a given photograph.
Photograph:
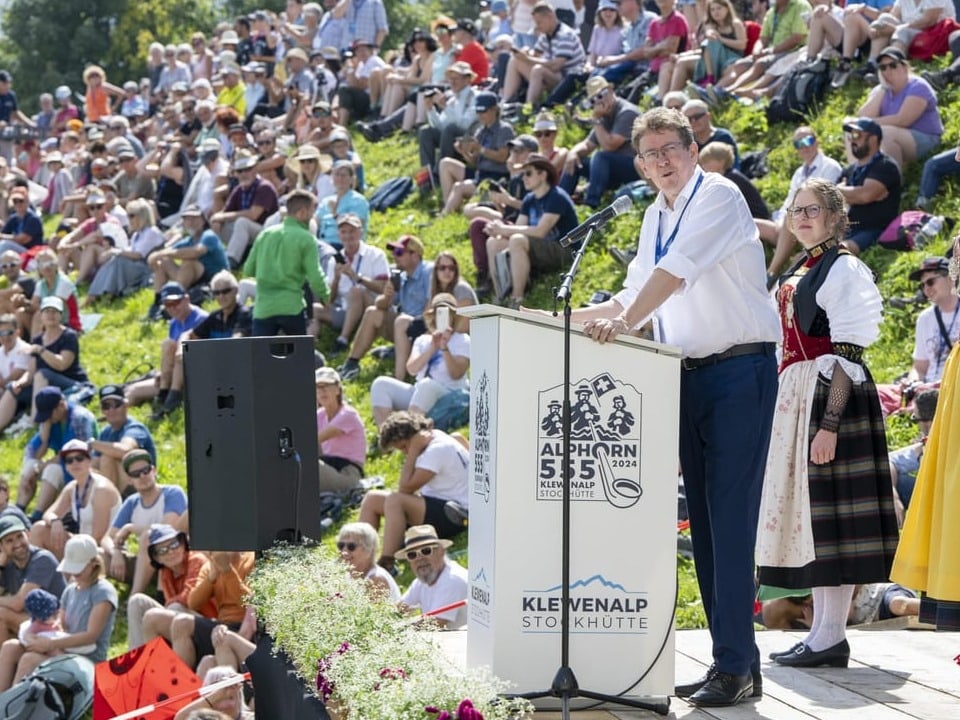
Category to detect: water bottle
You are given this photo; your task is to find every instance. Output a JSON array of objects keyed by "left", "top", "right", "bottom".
[{"left": 915, "top": 215, "right": 945, "bottom": 247}]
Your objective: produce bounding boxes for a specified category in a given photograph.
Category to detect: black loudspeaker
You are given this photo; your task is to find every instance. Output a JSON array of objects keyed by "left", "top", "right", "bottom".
[{"left": 183, "top": 336, "right": 321, "bottom": 551}]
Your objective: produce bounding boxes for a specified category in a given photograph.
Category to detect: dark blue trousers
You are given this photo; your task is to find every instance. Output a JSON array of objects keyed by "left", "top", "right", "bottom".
[
  {"left": 678, "top": 349, "right": 777, "bottom": 676},
  {"left": 559, "top": 151, "right": 640, "bottom": 209}
]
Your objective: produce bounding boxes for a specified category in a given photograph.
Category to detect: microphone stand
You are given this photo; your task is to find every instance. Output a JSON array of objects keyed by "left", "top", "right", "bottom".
[{"left": 511, "top": 224, "right": 669, "bottom": 717}]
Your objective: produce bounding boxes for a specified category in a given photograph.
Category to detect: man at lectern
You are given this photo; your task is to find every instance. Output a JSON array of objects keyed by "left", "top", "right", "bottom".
[{"left": 570, "top": 107, "right": 780, "bottom": 707}]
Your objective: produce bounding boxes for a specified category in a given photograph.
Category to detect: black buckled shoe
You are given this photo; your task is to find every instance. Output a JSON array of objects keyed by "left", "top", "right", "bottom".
[
  {"left": 774, "top": 639, "right": 849, "bottom": 668},
  {"left": 676, "top": 665, "right": 762, "bottom": 700},
  {"left": 769, "top": 641, "right": 804, "bottom": 660},
  {"left": 688, "top": 671, "right": 753, "bottom": 707}
]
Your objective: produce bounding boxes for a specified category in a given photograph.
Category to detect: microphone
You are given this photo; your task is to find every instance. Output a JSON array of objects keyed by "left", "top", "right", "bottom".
[{"left": 558, "top": 195, "right": 634, "bottom": 248}]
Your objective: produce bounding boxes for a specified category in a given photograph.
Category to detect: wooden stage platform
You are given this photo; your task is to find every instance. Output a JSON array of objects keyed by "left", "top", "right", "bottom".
[{"left": 435, "top": 621, "right": 960, "bottom": 719}]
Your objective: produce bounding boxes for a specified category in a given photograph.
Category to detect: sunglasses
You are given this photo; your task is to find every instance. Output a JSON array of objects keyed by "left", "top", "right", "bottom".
[
  {"left": 392, "top": 247, "right": 407, "bottom": 257},
  {"left": 685, "top": 112, "right": 707, "bottom": 122},
  {"left": 127, "top": 464, "right": 154, "bottom": 478},
  {"left": 63, "top": 454, "right": 88, "bottom": 465},
  {"left": 211, "top": 288, "right": 236, "bottom": 296},
  {"left": 436, "top": 264, "right": 456, "bottom": 271},
  {"left": 405, "top": 545, "right": 438, "bottom": 561},
  {"left": 0, "top": 329, "right": 14, "bottom": 337},
  {"left": 523, "top": 169, "right": 538, "bottom": 177},
  {"left": 0, "top": 262, "right": 18, "bottom": 269},
  {"left": 877, "top": 61, "right": 900, "bottom": 72},
  {"left": 313, "top": 110, "right": 331, "bottom": 118},
  {"left": 154, "top": 539, "right": 181, "bottom": 556},
  {"left": 162, "top": 299, "right": 183, "bottom": 308},
  {"left": 336, "top": 541, "right": 358, "bottom": 551},
  {"left": 534, "top": 131, "right": 555, "bottom": 137},
  {"left": 100, "top": 400, "right": 123, "bottom": 411},
  {"left": 919, "top": 276, "right": 944, "bottom": 289},
  {"left": 793, "top": 135, "right": 816, "bottom": 149},
  {"left": 587, "top": 89, "right": 609, "bottom": 108}
]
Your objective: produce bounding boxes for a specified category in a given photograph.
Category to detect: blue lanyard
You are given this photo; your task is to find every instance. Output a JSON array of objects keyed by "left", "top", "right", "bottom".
[
  {"left": 655, "top": 172, "right": 704, "bottom": 264},
  {"left": 74, "top": 477, "right": 92, "bottom": 522}
]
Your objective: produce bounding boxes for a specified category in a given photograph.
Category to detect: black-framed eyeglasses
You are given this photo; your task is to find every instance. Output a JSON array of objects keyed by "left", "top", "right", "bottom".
[
  {"left": 0, "top": 329, "right": 13, "bottom": 337},
  {"left": 436, "top": 264, "right": 456, "bottom": 272},
  {"left": 336, "top": 541, "right": 358, "bottom": 551},
  {"left": 128, "top": 464, "right": 154, "bottom": 478},
  {"left": 793, "top": 135, "right": 816, "bottom": 149},
  {"left": 154, "top": 539, "right": 181, "bottom": 556},
  {"left": 63, "top": 454, "right": 88, "bottom": 465},
  {"left": 789, "top": 204, "right": 822, "bottom": 219},
  {"left": 523, "top": 169, "right": 537, "bottom": 177},
  {"left": 211, "top": 288, "right": 236, "bottom": 296}
]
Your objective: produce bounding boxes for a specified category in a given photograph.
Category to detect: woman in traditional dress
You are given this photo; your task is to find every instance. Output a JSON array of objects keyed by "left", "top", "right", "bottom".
[
  {"left": 891, "top": 233, "right": 960, "bottom": 629},
  {"left": 756, "top": 178, "right": 899, "bottom": 667}
]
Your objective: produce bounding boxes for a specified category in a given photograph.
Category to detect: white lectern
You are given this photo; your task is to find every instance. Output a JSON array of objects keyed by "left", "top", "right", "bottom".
[{"left": 462, "top": 305, "right": 680, "bottom": 709}]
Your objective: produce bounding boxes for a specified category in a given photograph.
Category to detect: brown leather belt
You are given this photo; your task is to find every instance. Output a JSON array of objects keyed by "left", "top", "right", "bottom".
[{"left": 681, "top": 342, "right": 775, "bottom": 371}]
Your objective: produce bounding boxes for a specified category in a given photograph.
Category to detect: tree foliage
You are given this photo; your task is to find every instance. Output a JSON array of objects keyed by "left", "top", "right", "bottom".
[{"left": 0, "top": 0, "right": 215, "bottom": 114}]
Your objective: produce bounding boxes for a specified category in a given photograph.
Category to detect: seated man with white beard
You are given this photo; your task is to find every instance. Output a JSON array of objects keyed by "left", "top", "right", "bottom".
[{"left": 396, "top": 524, "right": 467, "bottom": 629}]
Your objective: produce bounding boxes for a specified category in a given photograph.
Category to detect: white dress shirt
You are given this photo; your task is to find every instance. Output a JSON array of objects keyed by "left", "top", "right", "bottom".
[{"left": 614, "top": 168, "right": 781, "bottom": 358}]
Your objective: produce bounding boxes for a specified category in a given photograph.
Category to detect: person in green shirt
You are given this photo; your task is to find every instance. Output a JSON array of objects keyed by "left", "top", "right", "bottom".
[{"left": 244, "top": 190, "right": 330, "bottom": 336}]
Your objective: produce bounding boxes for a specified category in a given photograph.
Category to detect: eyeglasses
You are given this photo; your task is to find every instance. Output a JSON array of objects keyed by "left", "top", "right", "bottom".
[
  {"left": 63, "top": 454, "right": 88, "bottom": 465},
  {"left": 793, "top": 135, "right": 816, "bottom": 149},
  {"left": 128, "top": 464, "right": 154, "bottom": 478},
  {"left": 587, "top": 89, "right": 609, "bottom": 108},
  {"left": 685, "top": 112, "right": 707, "bottom": 122},
  {"left": 0, "top": 329, "right": 13, "bottom": 337},
  {"left": 789, "top": 204, "right": 822, "bottom": 219},
  {"left": 845, "top": 130, "right": 864, "bottom": 141},
  {"left": 638, "top": 141, "right": 686, "bottom": 164},
  {"left": 523, "top": 169, "right": 538, "bottom": 177},
  {"left": 211, "top": 288, "right": 236, "bottom": 296},
  {"left": 877, "top": 61, "right": 899, "bottom": 72},
  {"left": 0, "top": 262, "right": 18, "bottom": 269},
  {"left": 154, "top": 539, "right": 181, "bottom": 556},
  {"left": 256, "top": 140, "right": 274, "bottom": 146},
  {"left": 100, "top": 401, "right": 123, "bottom": 411},
  {"left": 436, "top": 264, "right": 456, "bottom": 272},
  {"left": 312, "top": 110, "right": 331, "bottom": 118},
  {"left": 534, "top": 130, "right": 555, "bottom": 137},
  {"left": 11, "top": 199, "right": 25, "bottom": 205},
  {"left": 336, "top": 541, "right": 358, "bottom": 551},
  {"left": 920, "top": 276, "right": 944, "bottom": 289},
  {"left": 405, "top": 545, "right": 438, "bottom": 560},
  {"left": 37, "top": 262, "right": 56, "bottom": 270}
]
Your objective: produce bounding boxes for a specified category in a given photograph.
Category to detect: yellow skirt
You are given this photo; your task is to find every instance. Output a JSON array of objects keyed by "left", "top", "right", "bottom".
[{"left": 891, "top": 343, "right": 960, "bottom": 600}]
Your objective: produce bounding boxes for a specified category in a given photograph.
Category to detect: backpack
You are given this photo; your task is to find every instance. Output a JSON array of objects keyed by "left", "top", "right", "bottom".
[
  {"left": 739, "top": 149, "right": 770, "bottom": 180},
  {"left": 0, "top": 654, "right": 95, "bottom": 720},
  {"left": 766, "top": 58, "right": 831, "bottom": 124},
  {"left": 427, "top": 388, "right": 471, "bottom": 431},
  {"left": 368, "top": 177, "right": 414, "bottom": 212},
  {"left": 877, "top": 210, "right": 931, "bottom": 251}
]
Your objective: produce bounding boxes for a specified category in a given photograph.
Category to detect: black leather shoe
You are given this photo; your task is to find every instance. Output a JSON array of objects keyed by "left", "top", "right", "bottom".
[
  {"left": 688, "top": 671, "right": 753, "bottom": 707},
  {"left": 774, "top": 639, "right": 849, "bottom": 668},
  {"left": 769, "top": 641, "right": 804, "bottom": 660},
  {"left": 677, "top": 665, "right": 762, "bottom": 699}
]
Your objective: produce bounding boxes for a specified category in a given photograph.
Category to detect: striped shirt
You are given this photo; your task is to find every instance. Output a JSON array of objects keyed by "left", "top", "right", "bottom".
[{"left": 533, "top": 21, "right": 586, "bottom": 75}]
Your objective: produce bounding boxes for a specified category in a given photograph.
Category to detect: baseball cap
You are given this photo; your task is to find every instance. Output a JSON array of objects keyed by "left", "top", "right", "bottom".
[
  {"left": 34, "top": 387, "right": 63, "bottom": 423},
  {"left": 315, "top": 367, "right": 342, "bottom": 385},
  {"left": 508, "top": 134, "right": 539, "bottom": 152},
  {"left": 842, "top": 116, "right": 883, "bottom": 141},
  {"left": 122, "top": 448, "right": 153, "bottom": 474},
  {"left": 386, "top": 235, "right": 424, "bottom": 256},
  {"left": 39, "top": 296, "right": 64, "bottom": 313},
  {"left": 57, "top": 534, "right": 100, "bottom": 574},
  {"left": 908, "top": 256, "right": 950, "bottom": 281},
  {"left": 160, "top": 281, "right": 187, "bottom": 302},
  {"left": 336, "top": 213, "right": 363, "bottom": 229},
  {"left": 475, "top": 91, "right": 499, "bottom": 112},
  {"left": 99, "top": 384, "right": 125, "bottom": 403},
  {"left": 59, "top": 439, "right": 90, "bottom": 459},
  {"left": 0, "top": 515, "right": 27, "bottom": 541}
]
